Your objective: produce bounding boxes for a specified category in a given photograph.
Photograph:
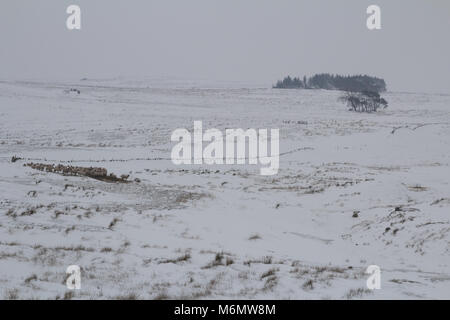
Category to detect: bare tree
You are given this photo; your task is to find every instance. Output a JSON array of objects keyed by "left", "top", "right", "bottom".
[{"left": 338, "top": 91, "right": 388, "bottom": 113}]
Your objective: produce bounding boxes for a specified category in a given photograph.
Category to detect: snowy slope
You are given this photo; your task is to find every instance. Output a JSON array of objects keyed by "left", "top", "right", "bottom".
[{"left": 0, "top": 79, "right": 449, "bottom": 299}]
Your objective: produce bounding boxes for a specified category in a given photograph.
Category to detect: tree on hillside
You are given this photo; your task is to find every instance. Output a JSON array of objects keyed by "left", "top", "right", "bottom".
[
  {"left": 273, "top": 76, "right": 304, "bottom": 89},
  {"left": 338, "top": 91, "right": 388, "bottom": 113}
]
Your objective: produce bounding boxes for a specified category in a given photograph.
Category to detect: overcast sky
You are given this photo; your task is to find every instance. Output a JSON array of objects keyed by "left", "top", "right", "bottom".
[{"left": 1, "top": 0, "right": 449, "bottom": 93}]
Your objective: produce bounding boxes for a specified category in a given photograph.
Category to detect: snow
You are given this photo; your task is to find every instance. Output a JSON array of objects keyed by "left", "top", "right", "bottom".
[{"left": 0, "top": 79, "right": 449, "bottom": 299}]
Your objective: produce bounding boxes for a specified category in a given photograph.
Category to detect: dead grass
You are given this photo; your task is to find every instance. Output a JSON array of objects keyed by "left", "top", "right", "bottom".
[
  {"left": 63, "top": 291, "right": 75, "bottom": 300},
  {"left": 260, "top": 268, "right": 278, "bottom": 280},
  {"left": 54, "top": 245, "right": 95, "bottom": 252},
  {"left": 407, "top": 184, "right": 428, "bottom": 192},
  {"left": 108, "top": 217, "right": 121, "bottom": 230},
  {"left": 11, "top": 156, "right": 21, "bottom": 163},
  {"left": 4, "top": 288, "right": 19, "bottom": 300},
  {"left": 263, "top": 275, "right": 278, "bottom": 291},
  {"left": 114, "top": 292, "right": 140, "bottom": 300},
  {"left": 302, "top": 279, "right": 314, "bottom": 290},
  {"left": 153, "top": 292, "right": 169, "bottom": 300},
  {"left": 0, "top": 252, "right": 19, "bottom": 259},
  {"left": 248, "top": 233, "right": 262, "bottom": 240},
  {"left": 25, "top": 162, "right": 130, "bottom": 183},
  {"left": 244, "top": 256, "right": 273, "bottom": 266},
  {"left": 202, "top": 252, "right": 234, "bottom": 269},
  {"left": 159, "top": 253, "right": 191, "bottom": 264},
  {"left": 345, "top": 287, "right": 372, "bottom": 299},
  {"left": 24, "top": 274, "right": 38, "bottom": 284}
]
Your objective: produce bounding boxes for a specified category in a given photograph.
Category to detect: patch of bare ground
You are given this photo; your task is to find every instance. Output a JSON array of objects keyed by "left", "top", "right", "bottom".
[{"left": 24, "top": 163, "right": 130, "bottom": 183}]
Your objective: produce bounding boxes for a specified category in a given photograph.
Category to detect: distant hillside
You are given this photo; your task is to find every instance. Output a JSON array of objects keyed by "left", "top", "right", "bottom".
[{"left": 274, "top": 74, "right": 387, "bottom": 93}]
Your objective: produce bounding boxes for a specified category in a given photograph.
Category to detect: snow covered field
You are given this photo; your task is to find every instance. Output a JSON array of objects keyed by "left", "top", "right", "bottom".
[{"left": 0, "top": 79, "right": 449, "bottom": 299}]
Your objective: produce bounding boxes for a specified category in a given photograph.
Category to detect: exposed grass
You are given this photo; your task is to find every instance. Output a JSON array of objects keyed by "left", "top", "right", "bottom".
[
  {"left": 54, "top": 245, "right": 95, "bottom": 252},
  {"left": 244, "top": 256, "right": 273, "bottom": 266},
  {"left": 63, "top": 291, "right": 75, "bottom": 300},
  {"left": 25, "top": 162, "right": 130, "bottom": 183},
  {"left": 114, "top": 292, "right": 140, "bottom": 300},
  {"left": 153, "top": 292, "right": 169, "bottom": 300},
  {"left": 302, "top": 279, "right": 314, "bottom": 290},
  {"left": 263, "top": 275, "right": 278, "bottom": 291},
  {"left": 407, "top": 184, "right": 427, "bottom": 192},
  {"left": 65, "top": 225, "right": 76, "bottom": 234},
  {"left": 159, "top": 253, "right": 191, "bottom": 264},
  {"left": 261, "top": 268, "right": 278, "bottom": 280},
  {"left": 345, "top": 287, "right": 372, "bottom": 299},
  {"left": 0, "top": 241, "right": 20, "bottom": 246},
  {"left": 0, "top": 252, "right": 19, "bottom": 259},
  {"left": 11, "top": 156, "right": 21, "bottom": 163},
  {"left": 248, "top": 233, "right": 262, "bottom": 241},
  {"left": 202, "top": 252, "right": 234, "bottom": 269},
  {"left": 225, "top": 257, "right": 234, "bottom": 266},
  {"left": 4, "top": 288, "right": 19, "bottom": 300},
  {"left": 20, "top": 208, "right": 36, "bottom": 216},
  {"left": 108, "top": 217, "right": 121, "bottom": 230},
  {"left": 24, "top": 274, "right": 38, "bottom": 284}
]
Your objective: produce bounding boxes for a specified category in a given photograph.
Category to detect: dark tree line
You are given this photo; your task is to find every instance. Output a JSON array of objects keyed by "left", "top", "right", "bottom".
[
  {"left": 274, "top": 73, "right": 386, "bottom": 93},
  {"left": 274, "top": 73, "right": 389, "bottom": 113},
  {"left": 273, "top": 76, "right": 306, "bottom": 89}
]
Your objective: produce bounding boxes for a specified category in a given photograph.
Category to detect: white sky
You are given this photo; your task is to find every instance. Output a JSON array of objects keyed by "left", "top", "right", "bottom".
[{"left": 1, "top": 0, "right": 450, "bottom": 93}]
